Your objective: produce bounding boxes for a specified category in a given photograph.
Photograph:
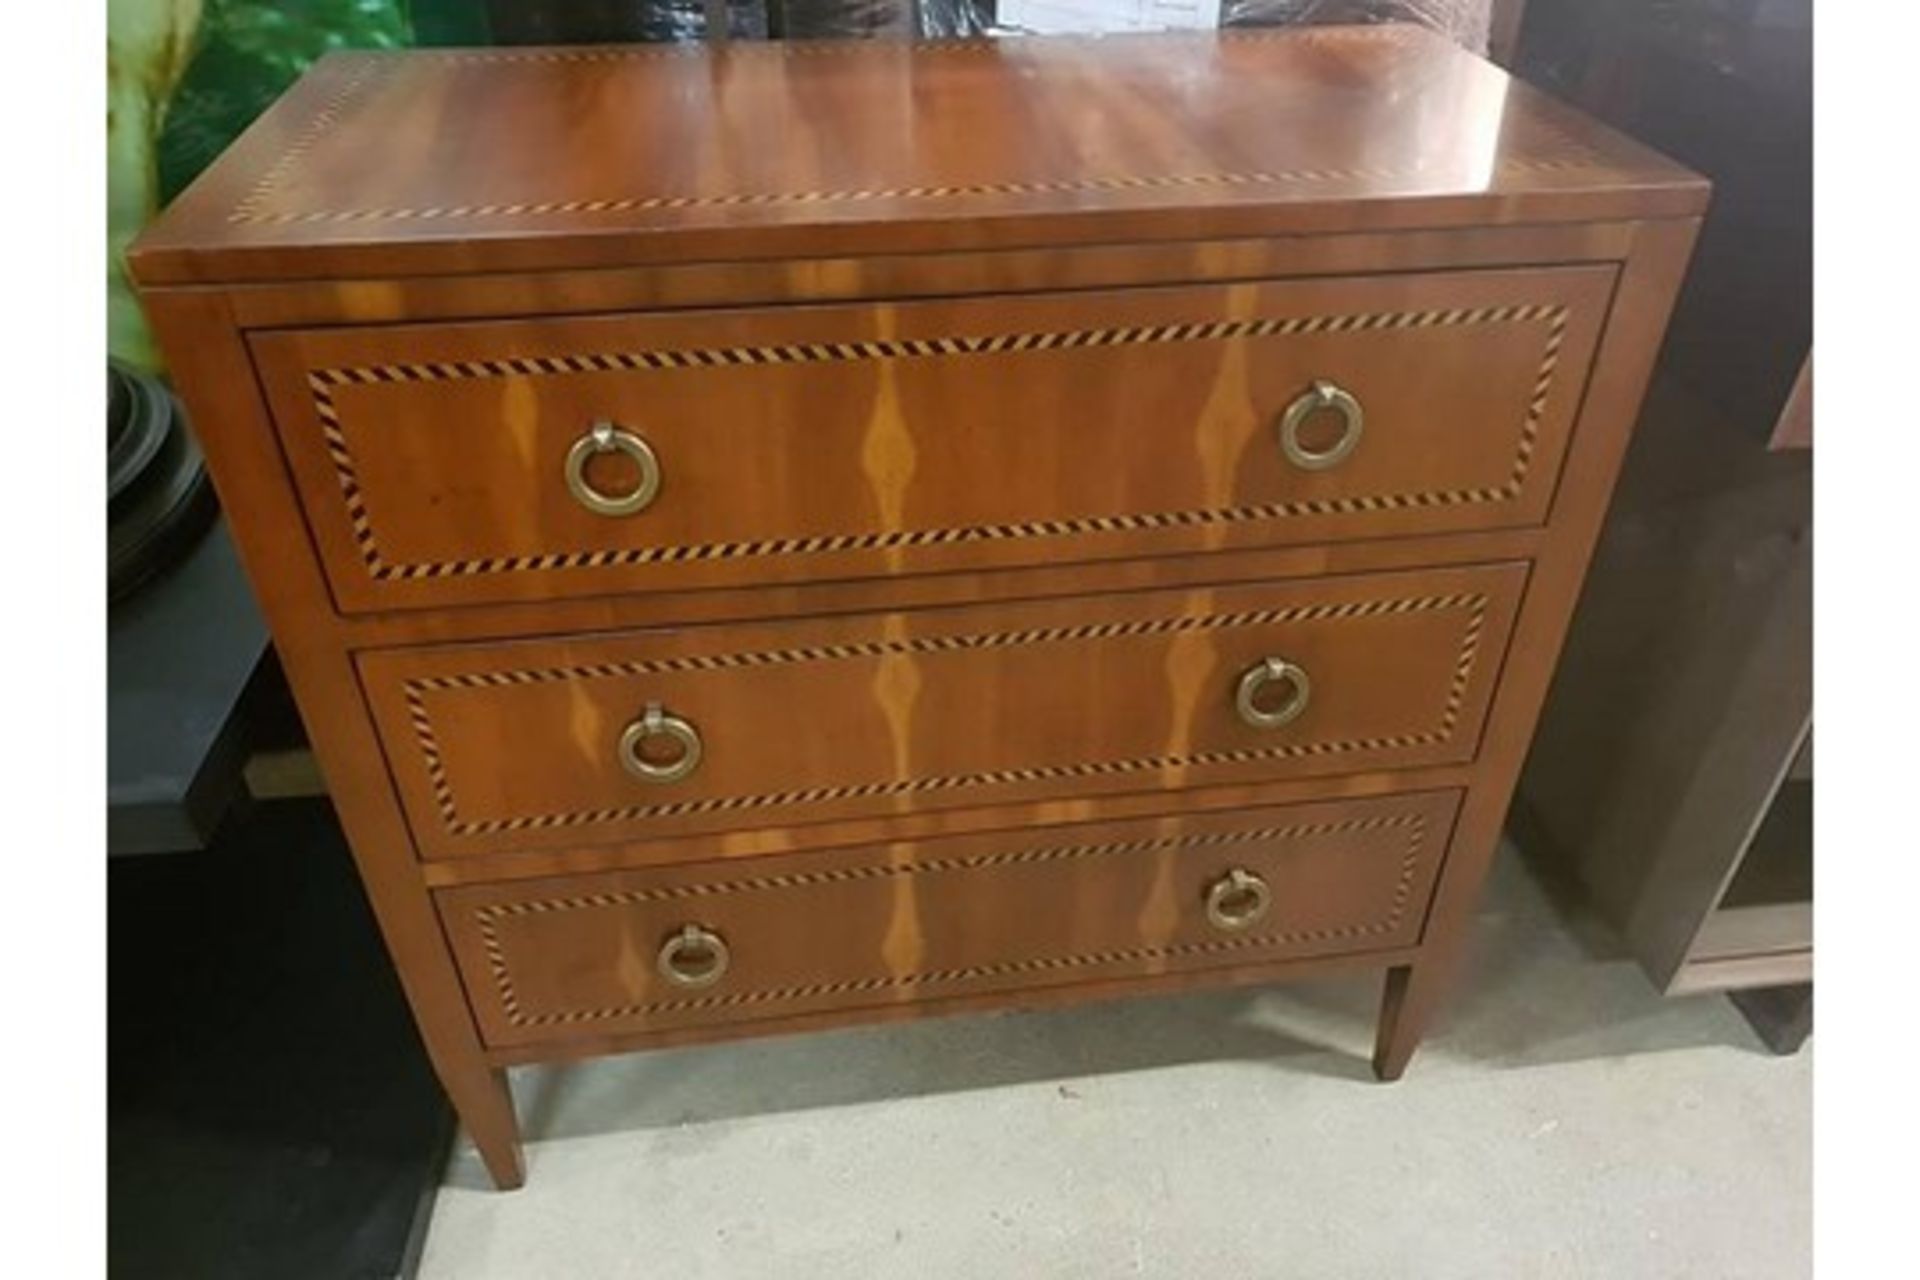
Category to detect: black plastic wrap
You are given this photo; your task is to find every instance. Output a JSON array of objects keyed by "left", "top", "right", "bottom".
[
  {"left": 486, "top": 0, "right": 1487, "bottom": 50},
  {"left": 487, "top": 1, "right": 769, "bottom": 43}
]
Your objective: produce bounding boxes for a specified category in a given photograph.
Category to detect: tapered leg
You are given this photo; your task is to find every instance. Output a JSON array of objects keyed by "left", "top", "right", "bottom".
[
  {"left": 1728, "top": 984, "right": 1813, "bottom": 1056},
  {"left": 142, "top": 290, "right": 533, "bottom": 1189},
  {"left": 444, "top": 1063, "right": 525, "bottom": 1190},
  {"left": 1372, "top": 957, "right": 1457, "bottom": 1082}
]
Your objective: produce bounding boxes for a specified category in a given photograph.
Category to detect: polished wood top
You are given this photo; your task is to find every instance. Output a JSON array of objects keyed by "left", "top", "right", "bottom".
[{"left": 129, "top": 25, "right": 1705, "bottom": 285}]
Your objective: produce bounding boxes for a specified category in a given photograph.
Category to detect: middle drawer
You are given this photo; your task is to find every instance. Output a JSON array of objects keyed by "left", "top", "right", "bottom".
[{"left": 361, "top": 563, "right": 1525, "bottom": 860}]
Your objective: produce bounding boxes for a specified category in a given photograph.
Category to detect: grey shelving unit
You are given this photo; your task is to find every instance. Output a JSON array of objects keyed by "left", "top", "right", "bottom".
[
  {"left": 1514, "top": 372, "right": 1811, "bottom": 1011},
  {"left": 1510, "top": 0, "right": 1812, "bottom": 1052},
  {"left": 108, "top": 518, "right": 268, "bottom": 854}
]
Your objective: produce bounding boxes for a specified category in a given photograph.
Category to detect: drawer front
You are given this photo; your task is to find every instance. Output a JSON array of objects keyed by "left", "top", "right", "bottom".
[
  {"left": 255, "top": 267, "right": 1609, "bottom": 613},
  {"left": 362, "top": 563, "right": 1523, "bottom": 859},
  {"left": 439, "top": 790, "right": 1459, "bottom": 1048}
]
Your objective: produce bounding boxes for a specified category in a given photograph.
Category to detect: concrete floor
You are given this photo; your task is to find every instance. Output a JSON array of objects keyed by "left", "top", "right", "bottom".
[{"left": 420, "top": 845, "right": 1811, "bottom": 1278}]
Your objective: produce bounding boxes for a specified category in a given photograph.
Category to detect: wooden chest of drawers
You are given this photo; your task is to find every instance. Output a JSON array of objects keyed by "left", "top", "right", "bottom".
[{"left": 129, "top": 26, "right": 1706, "bottom": 1189}]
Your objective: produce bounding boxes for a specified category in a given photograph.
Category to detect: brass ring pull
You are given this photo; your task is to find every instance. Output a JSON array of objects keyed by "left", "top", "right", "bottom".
[
  {"left": 565, "top": 421, "right": 661, "bottom": 516},
  {"left": 1234, "top": 657, "right": 1312, "bottom": 730},
  {"left": 1278, "top": 380, "right": 1365, "bottom": 471},
  {"left": 657, "top": 924, "right": 730, "bottom": 989},
  {"left": 618, "top": 702, "right": 703, "bottom": 784},
  {"left": 1204, "top": 868, "right": 1272, "bottom": 933}
]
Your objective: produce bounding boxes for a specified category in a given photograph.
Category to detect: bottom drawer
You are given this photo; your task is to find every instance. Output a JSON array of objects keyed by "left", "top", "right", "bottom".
[{"left": 440, "top": 790, "right": 1459, "bottom": 1049}]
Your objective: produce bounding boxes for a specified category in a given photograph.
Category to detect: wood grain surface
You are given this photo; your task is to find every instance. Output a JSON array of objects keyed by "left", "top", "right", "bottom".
[
  {"left": 441, "top": 790, "right": 1459, "bottom": 1049},
  {"left": 129, "top": 29, "right": 1706, "bottom": 1188},
  {"left": 126, "top": 26, "right": 1704, "bottom": 284},
  {"left": 254, "top": 268, "right": 1606, "bottom": 613},
  {"left": 362, "top": 564, "right": 1523, "bottom": 858}
]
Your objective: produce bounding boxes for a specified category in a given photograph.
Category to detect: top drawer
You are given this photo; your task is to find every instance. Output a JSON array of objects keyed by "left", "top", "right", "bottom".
[{"left": 252, "top": 266, "right": 1611, "bottom": 614}]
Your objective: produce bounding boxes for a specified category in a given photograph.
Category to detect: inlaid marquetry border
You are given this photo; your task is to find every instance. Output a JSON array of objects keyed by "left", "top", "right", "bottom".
[
  {"left": 470, "top": 809, "right": 1431, "bottom": 1028},
  {"left": 419, "top": 26, "right": 1411, "bottom": 67},
  {"left": 229, "top": 56, "right": 394, "bottom": 226},
  {"left": 309, "top": 303, "right": 1567, "bottom": 584},
  {"left": 398, "top": 590, "right": 1488, "bottom": 840},
  {"left": 265, "top": 167, "right": 1415, "bottom": 227},
  {"left": 226, "top": 27, "right": 1601, "bottom": 227}
]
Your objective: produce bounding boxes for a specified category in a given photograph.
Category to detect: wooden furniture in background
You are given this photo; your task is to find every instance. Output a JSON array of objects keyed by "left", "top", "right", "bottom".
[
  {"left": 130, "top": 27, "right": 1704, "bottom": 1188},
  {"left": 1487, "top": 0, "right": 1532, "bottom": 64},
  {"left": 1511, "top": 0, "right": 1810, "bottom": 1046},
  {"left": 1515, "top": 374, "right": 1810, "bottom": 1000},
  {"left": 1768, "top": 354, "right": 1812, "bottom": 452}
]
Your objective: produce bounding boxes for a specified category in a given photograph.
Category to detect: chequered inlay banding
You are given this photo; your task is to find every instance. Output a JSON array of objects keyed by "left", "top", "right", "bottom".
[
  {"left": 257, "top": 166, "right": 1430, "bottom": 226},
  {"left": 230, "top": 27, "right": 1586, "bottom": 230},
  {"left": 421, "top": 27, "right": 1404, "bottom": 68},
  {"left": 473, "top": 810, "right": 1429, "bottom": 1028},
  {"left": 406, "top": 593, "right": 1481, "bottom": 692},
  {"left": 229, "top": 58, "right": 390, "bottom": 225},
  {"left": 400, "top": 591, "right": 1489, "bottom": 840},
  {"left": 310, "top": 304, "right": 1567, "bottom": 585}
]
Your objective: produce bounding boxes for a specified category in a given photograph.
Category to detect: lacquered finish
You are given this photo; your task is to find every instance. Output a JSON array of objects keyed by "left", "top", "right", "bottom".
[
  {"left": 440, "top": 790, "right": 1458, "bottom": 1050},
  {"left": 361, "top": 564, "right": 1524, "bottom": 858},
  {"left": 253, "top": 268, "right": 1606, "bottom": 613},
  {"left": 127, "top": 29, "right": 1705, "bottom": 1191},
  {"left": 222, "top": 223, "right": 1642, "bottom": 330},
  {"left": 129, "top": 26, "right": 1704, "bottom": 284}
]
